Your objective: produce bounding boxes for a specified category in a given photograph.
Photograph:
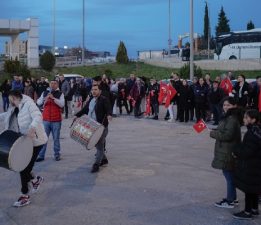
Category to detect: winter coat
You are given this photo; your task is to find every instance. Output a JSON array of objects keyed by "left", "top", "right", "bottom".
[
  {"left": 233, "top": 124, "right": 261, "bottom": 193},
  {"left": 178, "top": 85, "right": 193, "bottom": 109},
  {"left": 210, "top": 109, "right": 241, "bottom": 170},
  {"left": 60, "top": 79, "right": 70, "bottom": 98},
  {"left": 75, "top": 95, "right": 112, "bottom": 128},
  {"left": 0, "top": 82, "right": 11, "bottom": 97},
  {"left": 148, "top": 83, "right": 160, "bottom": 104},
  {"left": 36, "top": 81, "right": 49, "bottom": 98},
  {"left": 194, "top": 84, "right": 208, "bottom": 104},
  {"left": 130, "top": 83, "right": 145, "bottom": 101},
  {"left": 11, "top": 80, "right": 23, "bottom": 92},
  {"left": 24, "top": 85, "right": 35, "bottom": 99},
  {"left": 208, "top": 87, "right": 225, "bottom": 105},
  {"left": 233, "top": 82, "right": 249, "bottom": 107},
  {"left": 0, "top": 95, "right": 48, "bottom": 147}
]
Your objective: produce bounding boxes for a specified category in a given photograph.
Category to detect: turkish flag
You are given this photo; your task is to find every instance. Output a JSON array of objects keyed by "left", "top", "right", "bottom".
[
  {"left": 158, "top": 82, "right": 168, "bottom": 104},
  {"left": 258, "top": 87, "right": 261, "bottom": 112},
  {"left": 165, "top": 84, "right": 177, "bottom": 108},
  {"left": 220, "top": 78, "right": 233, "bottom": 95},
  {"left": 193, "top": 119, "right": 207, "bottom": 133}
]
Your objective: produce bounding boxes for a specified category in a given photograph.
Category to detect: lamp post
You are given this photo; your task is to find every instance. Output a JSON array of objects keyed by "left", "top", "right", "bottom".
[
  {"left": 82, "top": 0, "right": 85, "bottom": 65},
  {"left": 190, "top": 0, "right": 194, "bottom": 80},
  {"left": 168, "top": 0, "right": 172, "bottom": 58},
  {"left": 52, "top": 0, "right": 56, "bottom": 55}
]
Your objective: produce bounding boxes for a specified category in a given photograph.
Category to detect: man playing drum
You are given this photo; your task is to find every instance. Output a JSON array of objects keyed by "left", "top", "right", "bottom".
[
  {"left": 74, "top": 84, "right": 112, "bottom": 173},
  {"left": 0, "top": 90, "right": 48, "bottom": 207}
]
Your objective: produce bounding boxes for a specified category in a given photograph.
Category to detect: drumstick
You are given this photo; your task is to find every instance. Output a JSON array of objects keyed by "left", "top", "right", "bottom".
[{"left": 70, "top": 118, "right": 77, "bottom": 128}]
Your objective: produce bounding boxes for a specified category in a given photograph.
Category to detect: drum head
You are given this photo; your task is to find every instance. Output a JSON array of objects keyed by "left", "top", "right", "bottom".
[
  {"left": 8, "top": 136, "right": 33, "bottom": 172},
  {"left": 87, "top": 125, "right": 105, "bottom": 150}
]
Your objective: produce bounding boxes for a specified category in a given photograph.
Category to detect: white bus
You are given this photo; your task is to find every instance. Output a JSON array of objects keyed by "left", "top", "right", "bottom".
[{"left": 214, "top": 28, "right": 261, "bottom": 60}]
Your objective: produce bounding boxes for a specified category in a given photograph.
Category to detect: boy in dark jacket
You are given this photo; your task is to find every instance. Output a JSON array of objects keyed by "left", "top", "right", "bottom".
[{"left": 233, "top": 109, "right": 261, "bottom": 220}]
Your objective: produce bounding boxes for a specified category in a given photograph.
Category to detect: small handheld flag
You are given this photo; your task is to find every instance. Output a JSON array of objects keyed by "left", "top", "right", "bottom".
[{"left": 193, "top": 119, "right": 207, "bottom": 133}]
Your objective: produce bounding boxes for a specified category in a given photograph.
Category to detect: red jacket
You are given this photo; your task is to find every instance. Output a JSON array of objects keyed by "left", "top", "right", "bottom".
[{"left": 42, "top": 91, "right": 63, "bottom": 122}]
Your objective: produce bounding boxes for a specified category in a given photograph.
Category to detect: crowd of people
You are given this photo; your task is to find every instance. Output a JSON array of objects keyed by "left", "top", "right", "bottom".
[{"left": 0, "top": 72, "right": 260, "bottom": 221}]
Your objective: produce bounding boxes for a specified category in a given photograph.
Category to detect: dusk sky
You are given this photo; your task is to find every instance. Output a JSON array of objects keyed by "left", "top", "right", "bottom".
[{"left": 1, "top": 0, "right": 261, "bottom": 58}]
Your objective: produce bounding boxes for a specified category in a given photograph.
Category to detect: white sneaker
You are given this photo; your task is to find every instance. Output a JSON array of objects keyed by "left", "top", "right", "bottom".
[
  {"left": 31, "top": 176, "right": 44, "bottom": 194},
  {"left": 167, "top": 119, "right": 174, "bottom": 122},
  {"left": 13, "top": 194, "right": 30, "bottom": 207}
]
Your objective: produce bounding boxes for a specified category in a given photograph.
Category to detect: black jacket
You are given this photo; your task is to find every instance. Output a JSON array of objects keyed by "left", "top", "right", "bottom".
[
  {"left": 233, "top": 82, "right": 249, "bottom": 107},
  {"left": 233, "top": 124, "right": 261, "bottom": 193},
  {"left": 178, "top": 85, "right": 193, "bottom": 109},
  {"left": 75, "top": 95, "right": 112, "bottom": 127},
  {"left": 208, "top": 87, "right": 225, "bottom": 105}
]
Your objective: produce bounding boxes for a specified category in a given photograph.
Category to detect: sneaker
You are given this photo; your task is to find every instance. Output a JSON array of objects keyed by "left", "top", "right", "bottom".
[
  {"left": 36, "top": 157, "right": 44, "bottom": 162},
  {"left": 13, "top": 195, "right": 30, "bottom": 207},
  {"left": 167, "top": 119, "right": 174, "bottom": 123},
  {"left": 31, "top": 176, "right": 44, "bottom": 194},
  {"left": 233, "top": 199, "right": 239, "bottom": 206},
  {"left": 91, "top": 163, "right": 100, "bottom": 173},
  {"left": 214, "top": 199, "right": 234, "bottom": 209},
  {"left": 100, "top": 158, "right": 108, "bottom": 166},
  {"left": 233, "top": 211, "right": 252, "bottom": 220},
  {"left": 252, "top": 209, "right": 259, "bottom": 216},
  {"left": 55, "top": 155, "right": 61, "bottom": 161}
]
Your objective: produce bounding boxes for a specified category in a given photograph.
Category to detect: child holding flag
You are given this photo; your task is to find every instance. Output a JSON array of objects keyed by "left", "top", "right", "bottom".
[{"left": 210, "top": 97, "right": 242, "bottom": 209}]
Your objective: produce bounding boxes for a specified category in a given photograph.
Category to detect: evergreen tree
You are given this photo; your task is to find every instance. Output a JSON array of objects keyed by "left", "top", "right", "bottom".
[
  {"left": 40, "top": 51, "right": 56, "bottom": 71},
  {"left": 247, "top": 20, "right": 255, "bottom": 30},
  {"left": 116, "top": 41, "right": 129, "bottom": 64},
  {"left": 215, "top": 6, "right": 230, "bottom": 36},
  {"left": 204, "top": 2, "right": 210, "bottom": 40}
]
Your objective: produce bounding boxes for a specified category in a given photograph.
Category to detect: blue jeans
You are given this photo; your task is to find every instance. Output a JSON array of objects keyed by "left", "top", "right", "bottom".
[
  {"left": 38, "top": 121, "right": 61, "bottom": 159},
  {"left": 2, "top": 96, "right": 9, "bottom": 112},
  {"left": 222, "top": 170, "right": 237, "bottom": 202}
]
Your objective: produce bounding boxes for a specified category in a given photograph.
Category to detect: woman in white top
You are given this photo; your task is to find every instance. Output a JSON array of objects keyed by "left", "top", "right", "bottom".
[{"left": 0, "top": 90, "right": 48, "bottom": 207}]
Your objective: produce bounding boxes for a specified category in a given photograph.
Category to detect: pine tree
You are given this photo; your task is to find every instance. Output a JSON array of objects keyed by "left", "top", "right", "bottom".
[
  {"left": 247, "top": 20, "right": 255, "bottom": 30},
  {"left": 215, "top": 6, "right": 230, "bottom": 36},
  {"left": 116, "top": 41, "right": 129, "bottom": 64},
  {"left": 204, "top": 2, "right": 210, "bottom": 40}
]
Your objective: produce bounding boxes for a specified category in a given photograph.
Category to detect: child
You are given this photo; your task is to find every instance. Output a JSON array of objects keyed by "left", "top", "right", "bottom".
[{"left": 233, "top": 109, "right": 261, "bottom": 220}]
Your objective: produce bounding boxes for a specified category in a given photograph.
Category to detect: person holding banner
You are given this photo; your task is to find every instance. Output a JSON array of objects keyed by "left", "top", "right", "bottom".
[{"left": 210, "top": 97, "right": 242, "bottom": 209}]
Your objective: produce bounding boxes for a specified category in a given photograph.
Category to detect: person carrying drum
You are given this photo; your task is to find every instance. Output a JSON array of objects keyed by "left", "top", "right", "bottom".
[
  {"left": 74, "top": 84, "right": 112, "bottom": 173},
  {"left": 0, "top": 90, "right": 48, "bottom": 207}
]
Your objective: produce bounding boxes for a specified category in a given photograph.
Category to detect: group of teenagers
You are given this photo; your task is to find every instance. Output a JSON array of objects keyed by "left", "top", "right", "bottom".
[
  {"left": 0, "top": 74, "right": 112, "bottom": 207},
  {"left": 0, "top": 72, "right": 260, "bottom": 222}
]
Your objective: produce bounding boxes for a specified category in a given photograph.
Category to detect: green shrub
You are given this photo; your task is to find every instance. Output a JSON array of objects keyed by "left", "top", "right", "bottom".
[{"left": 40, "top": 51, "right": 56, "bottom": 71}]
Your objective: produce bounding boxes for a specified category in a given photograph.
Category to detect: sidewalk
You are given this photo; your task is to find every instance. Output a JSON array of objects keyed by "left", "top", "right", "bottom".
[{"left": 0, "top": 115, "right": 260, "bottom": 225}]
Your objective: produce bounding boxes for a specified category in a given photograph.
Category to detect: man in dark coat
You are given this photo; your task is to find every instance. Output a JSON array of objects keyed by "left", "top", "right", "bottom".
[{"left": 74, "top": 84, "right": 112, "bottom": 173}]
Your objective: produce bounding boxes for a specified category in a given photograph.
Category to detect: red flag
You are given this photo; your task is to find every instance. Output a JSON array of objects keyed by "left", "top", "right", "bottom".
[
  {"left": 193, "top": 120, "right": 207, "bottom": 133},
  {"left": 145, "top": 96, "right": 151, "bottom": 115},
  {"left": 258, "top": 87, "right": 261, "bottom": 112},
  {"left": 158, "top": 82, "right": 168, "bottom": 104},
  {"left": 220, "top": 78, "right": 233, "bottom": 95},
  {"left": 165, "top": 84, "right": 177, "bottom": 108}
]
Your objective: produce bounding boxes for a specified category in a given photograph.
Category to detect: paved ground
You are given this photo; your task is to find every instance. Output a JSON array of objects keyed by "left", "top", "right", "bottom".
[{"left": 0, "top": 108, "right": 260, "bottom": 225}]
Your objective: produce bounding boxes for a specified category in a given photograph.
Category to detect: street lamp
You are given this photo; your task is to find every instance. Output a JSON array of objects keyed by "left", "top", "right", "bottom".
[
  {"left": 190, "top": 0, "right": 194, "bottom": 80},
  {"left": 82, "top": 0, "right": 85, "bottom": 65},
  {"left": 168, "top": 0, "right": 172, "bottom": 58},
  {"left": 52, "top": 0, "right": 56, "bottom": 55}
]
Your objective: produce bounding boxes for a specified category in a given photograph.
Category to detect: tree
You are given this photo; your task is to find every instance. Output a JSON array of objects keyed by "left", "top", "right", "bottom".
[
  {"left": 116, "top": 41, "right": 129, "bottom": 64},
  {"left": 204, "top": 2, "right": 210, "bottom": 41},
  {"left": 247, "top": 20, "right": 255, "bottom": 30},
  {"left": 215, "top": 6, "right": 230, "bottom": 36},
  {"left": 40, "top": 51, "right": 56, "bottom": 71},
  {"left": 179, "top": 63, "right": 202, "bottom": 79}
]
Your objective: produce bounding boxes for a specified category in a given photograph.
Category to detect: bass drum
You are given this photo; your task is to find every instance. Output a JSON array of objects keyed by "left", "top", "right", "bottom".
[
  {"left": 0, "top": 130, "right": 33, "bottom": 172},
  {"left": 70, "top": 116, "right": 105, "bottom": 150}
]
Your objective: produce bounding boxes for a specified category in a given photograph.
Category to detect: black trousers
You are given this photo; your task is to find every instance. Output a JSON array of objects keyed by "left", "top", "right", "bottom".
[
  {"left": 20, "top": 145, "right": 43, "bottom": 194},
  {"left": 134, "top": 98, "right": 141, "bottom": 117},
  {"left": 179, "top": 108, "right": 189, "bottom": 122},
  {"left": 195, "top": 103, "right": 206, "bottom": 122},
  {"left": 118, "top": 99, "right": 129, "bottom": 114},
  {"left": 64, "top": 98, "right": 69, "bottom": 117},
  {"left": 245, "top": 192, "right": 259, "bottom": 212}
]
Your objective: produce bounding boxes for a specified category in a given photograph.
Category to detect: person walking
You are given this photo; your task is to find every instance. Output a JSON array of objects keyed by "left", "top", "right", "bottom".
[
  {"left": 59, "top": 74, "right": 70, "bottom": 119},
  {"left": 0, "top": 90, "right": 48, "bottom": 207}
]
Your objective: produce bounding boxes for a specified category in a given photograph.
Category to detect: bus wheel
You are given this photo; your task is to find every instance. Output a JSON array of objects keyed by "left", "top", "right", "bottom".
[{"left": 229, "top": 55, "right": 237, "bottom": 60}]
